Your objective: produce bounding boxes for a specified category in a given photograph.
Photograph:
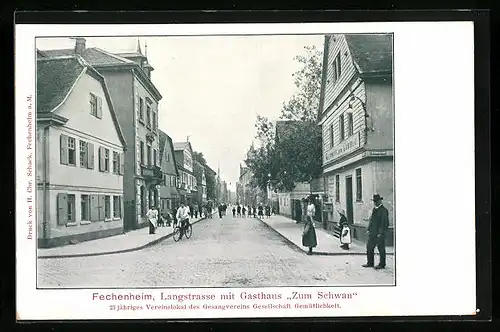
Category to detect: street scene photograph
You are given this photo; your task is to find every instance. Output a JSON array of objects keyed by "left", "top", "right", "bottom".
[{"left": 35, "top": 33, "right": 395, "bottom": 289}]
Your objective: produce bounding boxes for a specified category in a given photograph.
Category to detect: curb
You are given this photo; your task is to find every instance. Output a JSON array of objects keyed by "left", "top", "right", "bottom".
[
  {"left": 38, "top": 216, "right": 210, "bottom": 260},
  {"left": 257, "top": 217, "right": 395, "bottom": 257}
]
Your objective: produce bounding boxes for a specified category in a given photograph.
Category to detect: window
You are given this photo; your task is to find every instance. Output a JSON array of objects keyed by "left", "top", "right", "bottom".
[
  {"left": 356, "top": 168, "right": 362, "bottom": 201},
  {"left": 347, "top": 112, "right": 354, "bottom": 137},
  {"left": 67, "top": 194, "right": 76, "bottom": 222},
  {"left": 146, "top": 105, "right": 151, "bottom": 127},
  {"left": 113, "top": 196, "right": 121, "bottom": 218},
  {"left": 104, "top": 195, "right": 111, "bottom": 219},
  {"left": 153, "top": 149, "right": 157, "bottom": 166},
  {"left": 339, "top": 114, "right": 345, "bottom": 142},
  {"left": 79, "top": 140, "right": 88, "bottom": 168},
  {"left": 139, "top": 98, "right": 144, "bottom": 122},
  {"left": 335, "top": 175, "right": 340, "bottom": 203},
  {"left": 104, "top": 148, "right": 109, "bottom": 172},
  {"left": 140, "top": 186, "right": 146, "bottom": 217},
  {"left": 332, "top": 54, "right": 341, "bottom": 84},
  {"left": 90, "top": 93, "right": 102, "bottom": 119},
  {"left": 81, "top": 194, "right": 90, "bottom": 221},
  {"left": 113, "top": 151, "right": 119, "bottom": 174},
  {"left": 329, "top": 124, "right": 334, "bottom": 148},
  {"left": 147, "top": 145, "right": 152, "bottom": 166},
  {"left": 166, "top": 153, "right": 170, "bottom": 162},
  {"left": 152, "top": 112, "right": 157, "bottom": 131},
  {"left": 140, "top": 141, "right": 145, "bottom": 164}
]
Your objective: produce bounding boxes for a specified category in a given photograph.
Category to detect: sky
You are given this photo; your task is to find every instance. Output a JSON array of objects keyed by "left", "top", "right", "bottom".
[{"left": 36, "top": 35, "right": 324, "bottom": 191}]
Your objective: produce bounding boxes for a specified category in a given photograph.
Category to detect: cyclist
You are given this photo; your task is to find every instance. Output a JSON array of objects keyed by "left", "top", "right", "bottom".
[{"left": 176, "top": 201, "right": 191, "bottom": 238}]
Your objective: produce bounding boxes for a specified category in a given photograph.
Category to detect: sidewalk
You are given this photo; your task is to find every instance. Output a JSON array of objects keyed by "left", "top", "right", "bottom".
[
  {"left": 258, "top": 214, "right": 394, "bottom": 256},
  {"left": 37, "top": 214, "right": 213, "bottom": 259}
]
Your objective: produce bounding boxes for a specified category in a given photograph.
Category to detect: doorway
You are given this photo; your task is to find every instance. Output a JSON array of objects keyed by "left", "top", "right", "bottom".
[{"left": 345, "top": 176, "right": 354, "bottom": 224}]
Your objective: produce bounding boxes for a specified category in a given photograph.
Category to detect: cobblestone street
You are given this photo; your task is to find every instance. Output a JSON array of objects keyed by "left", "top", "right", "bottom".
[{"left": 38, "top": 213, "right": 394, "bottom": 288}]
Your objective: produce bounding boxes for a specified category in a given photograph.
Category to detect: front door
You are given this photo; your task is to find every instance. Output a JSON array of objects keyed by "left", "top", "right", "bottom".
[{"left": 345, "top": 176, "right": 354, "bottom": 224}]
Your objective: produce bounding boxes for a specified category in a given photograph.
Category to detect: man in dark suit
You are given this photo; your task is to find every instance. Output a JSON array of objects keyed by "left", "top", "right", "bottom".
[{"left": 363, "top": 194, "right": 389, "bottom": 269}]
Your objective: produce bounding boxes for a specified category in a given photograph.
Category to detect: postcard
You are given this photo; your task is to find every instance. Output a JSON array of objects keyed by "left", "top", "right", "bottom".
[{"left": 15, "top": 20, "right": 477, "bottom": 320}]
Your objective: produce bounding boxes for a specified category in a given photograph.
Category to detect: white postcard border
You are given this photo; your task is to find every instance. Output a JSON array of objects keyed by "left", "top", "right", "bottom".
[{"left": 15, "top": 21, "right": 476, "bottom": 320}]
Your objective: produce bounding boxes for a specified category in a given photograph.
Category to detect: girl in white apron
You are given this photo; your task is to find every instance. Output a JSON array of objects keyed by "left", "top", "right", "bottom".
[{"left": 337, "top": 209, "right": 351, "bottom": 250}]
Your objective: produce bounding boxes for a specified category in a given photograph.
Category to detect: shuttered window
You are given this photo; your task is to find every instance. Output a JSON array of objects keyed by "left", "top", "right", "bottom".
[
  {"left": 57, "top": 193, "right": 68, "bottom": 225},
  {"left": 153, "top": 149, "right": 157, "bottom": 167},
  {"left": 104, "top": 149, "right": 109, "bottom": 172},
  {"left": 104, "top": 195, "right": 111, "bottom": 219},
  {"left": 146, "top": 105, "right": 151, "bottom": 128},
  {"left": 112, "top": 151, "right": 119, "bottom": 174},
  {"left": 81, "top": 194, "right": 90, "bottom": 221},
  {"left": 332, "top": 53, "right": 341, "bottom": 85},
  {"left": 60, "top": 134, "right": 76, "bottom": 166},
  {"left": 79, "top": 140, "right": 88, "bottom": 168},
  {"left": 152, "top": 111, "right": 157, "bottom": 131},
  {"left": 87, "top": 143, "right": 94, "bottom": 169},
  {"left": 66, "top": 194, "right": 76, "bottom": 223},
  {"left": 90, "top": 93, "right": 102, "bottom": 119},
  {"left": 113, "top": 196, "right": 122, "bottom": 218}
]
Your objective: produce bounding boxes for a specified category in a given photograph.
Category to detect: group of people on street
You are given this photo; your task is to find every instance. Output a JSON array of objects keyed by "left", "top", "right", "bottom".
[
  {"left": 230, "top": 203, "right": 273, "bottom": 218},
  {"left": 301, "top": 193, "right": 389, "bottom": 269},
  {"left": 146, "top": 200, "right": 215, "bottom": 235}
]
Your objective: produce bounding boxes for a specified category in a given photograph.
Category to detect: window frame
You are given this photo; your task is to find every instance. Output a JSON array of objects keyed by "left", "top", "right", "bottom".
[
  {"left": 335, "top": 175, "right": 340, "bottom": 203},
  {"left": 355, "top": 168, "right": 363, "bottom": 202}
]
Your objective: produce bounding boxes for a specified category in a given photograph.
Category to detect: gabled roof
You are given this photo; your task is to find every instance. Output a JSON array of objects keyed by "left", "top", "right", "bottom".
[
  {"left": 36, "top": 56, "right": 127, "bottom": 150},
  {"left": 39, "top": 46, "right": 162, "bottom": 101},
  {"left": 40, "top": 48, "right": 135, "bottom": 67},
  {"left": 173, "top": 141, "right": 194, "bottom": 155},
  {"left": 37, "top": 57, "right": 86, "bottom": 114},
  {"left": 344, "top": 34, "right": 393, "bottom": 75},
  {"left": 158, "top": 129, "right": 179, "bottom": 176}
]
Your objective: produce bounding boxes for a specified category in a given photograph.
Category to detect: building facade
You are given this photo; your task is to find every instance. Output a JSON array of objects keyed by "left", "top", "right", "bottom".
[
  {"left": 318, "top": 33, "right": 394, "bottom": 244},
  {"left": 40, "top": 38, "right": 163, "bottom": 231},
  {"left": 174, "top": 142, "right": 197, "bottom": 205},
  {"left": 194, "top": 160, "right": 207, "bottom": 204},
  {"left": 158, "top": 130, "right": 180, "bottom": 212},
  {"left": 36, "top": 56, "right": 127, "bottom": 247}
]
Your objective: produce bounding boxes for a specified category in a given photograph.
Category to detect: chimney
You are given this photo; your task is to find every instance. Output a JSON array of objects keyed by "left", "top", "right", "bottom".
[{"left": 74, "top": 37, "right": 86, "bottom": 55}]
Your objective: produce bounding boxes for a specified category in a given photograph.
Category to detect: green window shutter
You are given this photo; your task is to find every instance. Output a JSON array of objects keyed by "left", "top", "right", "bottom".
[
  {"left": 96, "top": 96, "right": 103, "bottom": 119},
  {"left": 98, "top": 195, "right": 105, "bottom": 221},
  {"left": 87, "top": 142, "right": 94, "bottom": 169},
  {"left": 57, "top": 193, "right": 68, "bottom": 225},
  {"left": 90, "top": 194, "right": 99, "bottom": 221},
  {"left": 60, "top": 134, "right": 69, "bottom": 165}
]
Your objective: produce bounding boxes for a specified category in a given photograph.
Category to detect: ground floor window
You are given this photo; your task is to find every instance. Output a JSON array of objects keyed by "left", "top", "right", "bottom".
[
  {"left": 335, "top": 175, "right": 340, "bottom": 202},
  {"left": 67, "top": 194, "right": 76, "bottom": 222},
  {"left": 81, "top": 194, "right": 90, "bottom": 221},
  {"left": 355, "top": 168, "right": 363, "bottom": 201},
  {"left": 140, "top": 186, "right": 146, "bottom": 216},
  {"left": 113, "top": 195, "right": 121, "bottom": 218},
  {"left": 104, "top": 195, "right": 111, "bottom": 219}
]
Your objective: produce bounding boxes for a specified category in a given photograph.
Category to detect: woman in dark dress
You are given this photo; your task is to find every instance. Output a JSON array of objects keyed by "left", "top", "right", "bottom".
[
  {"left": 337, "top": 209, "right": 351, "bottom": 250},
  {"left": 302, "top": 198, "right": 318, "bottom": 255}
]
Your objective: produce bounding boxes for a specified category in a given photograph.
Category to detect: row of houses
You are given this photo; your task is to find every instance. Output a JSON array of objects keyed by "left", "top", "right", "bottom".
[
  {"left": 274, "top": 33, "right": 395, "bottom": 245},
  {"left": 36, "top": 38, "right": 218, "bottom": 248}
]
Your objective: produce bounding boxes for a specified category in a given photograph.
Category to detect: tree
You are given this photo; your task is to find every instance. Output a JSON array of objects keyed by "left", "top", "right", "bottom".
[
  {"left": 246, "top": 44, "right": 323, "bottom": 192},
  {"left": 205, "top": 170, "right": 216, "bottom": 201},
  {"left": 193, "top": 151, "right": 207, "bottom": 166}
]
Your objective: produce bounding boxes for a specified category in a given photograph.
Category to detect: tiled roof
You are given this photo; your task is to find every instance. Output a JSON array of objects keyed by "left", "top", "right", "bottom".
[
  {"left": 344, "top": 34, "right": 393, "bottom": 74},
  {"left": 37, "top": 57, "right": 85, "bottom": 113},
  {"left": 40, "top": 48, "right": 134, "bottom": 67}
]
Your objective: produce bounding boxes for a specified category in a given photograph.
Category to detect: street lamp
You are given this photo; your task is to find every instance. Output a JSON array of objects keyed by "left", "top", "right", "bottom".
[{"left": 267, "top": 173, "right": 271, "bottom": 205}]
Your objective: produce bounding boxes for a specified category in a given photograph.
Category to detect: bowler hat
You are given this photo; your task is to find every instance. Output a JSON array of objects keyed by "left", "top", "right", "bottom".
[{"left": 371, "top": 194, "right": 383, "bottom": 201}]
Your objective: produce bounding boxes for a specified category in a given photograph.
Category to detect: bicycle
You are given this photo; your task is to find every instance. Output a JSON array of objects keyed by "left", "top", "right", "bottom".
[{"left": 173, "top": 219, "right": 192, "bottom": 242}]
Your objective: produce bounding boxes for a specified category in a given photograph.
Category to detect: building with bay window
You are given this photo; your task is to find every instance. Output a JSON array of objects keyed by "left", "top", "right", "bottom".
[
  {"left": 174, "top": 141, "right": 197, "bottom": 205},
  {"left": 158, "top": 130, "right": 180, "bottom": 212},
  {"left": 318, "top": 33, "right": 394, "bottom": 244},
  {"left": 36, "top": 55, "right": 127, "bottom": 248},
  {"left": 39, "top": 38, "right": 163, "bottom": 231}
]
